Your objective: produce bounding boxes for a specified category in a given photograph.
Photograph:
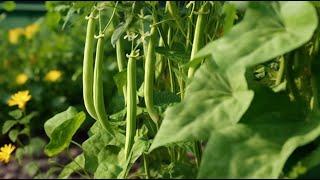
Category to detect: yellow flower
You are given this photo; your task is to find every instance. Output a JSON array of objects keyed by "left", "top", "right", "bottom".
[
  {"left": 8, "top": 28, "right": 24, "bottom": 44},
  {"left": 0, "top": 144, "right": 16, "bottom": 164},
  {"left": 15, "top": 73, "right": 28, "bottom": 85},
  {"left": 24, "top": 23, "right": 39, "bottom": 39},
  {"left": 45, "top": 70, "right": 62, "bottom": 82},
  {"left": 7, "top": 90, "right": 32, "bottom": 110}
]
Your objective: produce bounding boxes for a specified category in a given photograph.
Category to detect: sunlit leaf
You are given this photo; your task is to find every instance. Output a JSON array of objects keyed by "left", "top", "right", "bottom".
[
  {"left": 194, "top": 1, "right": 318, "bottom": 71},
  {"left": 150, "top": 60, "right": 254, "bottom": 151},
  {"left": 44, "top": 107, "right": 85, "bottom": 156},
  {"left": 198, "top": 88, "right": 320, "bottom": 178}
]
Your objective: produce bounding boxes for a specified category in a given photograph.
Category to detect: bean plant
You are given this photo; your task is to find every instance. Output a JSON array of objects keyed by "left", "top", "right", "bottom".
[{"left": 43, "top": 1, "right": 320, "bottom": 178}]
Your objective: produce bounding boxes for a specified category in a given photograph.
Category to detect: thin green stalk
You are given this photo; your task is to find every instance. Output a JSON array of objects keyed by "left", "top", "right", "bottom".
[
  {"left": 71, "top": 140, "right": 84, "bottom": 151},
  {"left": 193, "top": 142, "right": 202, "bottom": 168},
  {"left": 124, "top": 51, "right": 138, "bottom": 160},
  {"left": 65, "top": 148, "right": 91, "bottom": 179},
  {"left": 140, "top": 8, "right": 149, "bottom": 60},
  {"left": 275, "top": 55, "right": 285, "bottom": 85},
  {"left": 143, "top": 154, "right": 151, "bottom": 179},
  {"left": 311, "top": 72, "right": 319, "bottom": 111},
  {"left": 167, "top": 27, "right": 176, "bottom": 93},
  {"left": 102, "top": 1, "right": 118, "bottom": 34},
  {"left": 155, "top": 37, "right": 165, "bottom": 82},
  {"left": 167, "top": 1, "right": 191, "bottom": 46},
  {"left": 49, "top": 159, "right": 90, "bottom": 179},
  {"left": 285, "top": 52, "right": 303, "bottom": 104}
]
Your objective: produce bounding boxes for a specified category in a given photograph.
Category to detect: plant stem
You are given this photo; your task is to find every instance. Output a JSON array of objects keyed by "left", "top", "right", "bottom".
[
  {"left": 275, "top": 55, "right": 285, "bottom": 85},
  {"left": 167, "top": 1, "right": 191, "bottom": 46},
  {"left": 65, "top": 148, "right": 91, "bottom": 179},
  {"left": 143, "top": 154, "right": 151, "bottom": 179}
]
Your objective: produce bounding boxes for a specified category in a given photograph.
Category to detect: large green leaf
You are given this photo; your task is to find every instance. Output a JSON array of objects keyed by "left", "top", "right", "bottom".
[
  {"left": 58, "top": 153, "right": 85, "bottom": 179},
  {"left": 82, "top": 122, "right": 125, "bottom": 173},
  {"left": 44, "top": 107, "right": 85, "bottom": 156},
  {"left": 149, "top": 60, "right": 254, "bottom": 151},
  {"left": 2, "top": 120, "right": 17, "bottom": 134},
  {"left": 44, "top": 106, "right": 78, "bottom": 138},
  {"left": 198, "top": 88, "right": 320, "bottom": 178},
  {"left": 94, "top": 137, "right": 149, "bottom": 179},
  {"left": 193, "top": 1, "right": 318, "bottom": 71}
]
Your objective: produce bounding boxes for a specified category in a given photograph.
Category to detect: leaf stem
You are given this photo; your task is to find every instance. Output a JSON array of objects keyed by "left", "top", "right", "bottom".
[{"left": 275, "top": 55, "right": 285, "bottom": 85}]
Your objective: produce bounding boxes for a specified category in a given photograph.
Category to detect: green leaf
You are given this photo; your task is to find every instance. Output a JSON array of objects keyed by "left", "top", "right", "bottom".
[
  {"left": 62, "top": 7, "right": 76, "bottom": 30},
  {"left": 8, "top": 129, "right": 19, "bottom": 142},
  {"left": 73, "top": 1, "right": 96, "bottom": 9},
  {"left": 19, "top": 112, "right": 38, "bottom": 125},
  {"left": 155, "top": 47, "right": 190, "bottom": 64},
  {"left": 113, "top": 69, "right": 127, "bottom": 95},
  {"left": 25, "top": 161, "right": 39, "bottom": 177},
  {"left": 58, "top": 153, "right": 85, "bottom": 179},
  {"left": 198, "top": 88, "right": 320, "bottom": 178},
  {"left": 2, "top": 1, "right": 16, "bottom": 12},
  {"left": 82, "top": 123, "right": 125, "bottom": 173},
  {"left": 19, "top": 127, "right": 30, "bottom": 136},
  {"left": 94, "top": 137, "right": 149, "bottom": 179},
  {"left": 44, "top": 107, "right": 85, "bottom": 157},
  {"left": 2, "top": 120, "right": 17, "bottom": 134},
  {"left": 154, "top": 91, "right": 181, "bottom": 116},
  {"left": 94, "top": 146, "right": 124, "bottom": 179},
  {"left": 44, "top": 106, "right": 78, "bottom": 138},
  {"left": 45, "top": 12, "right": 61, "bottom": 28},
  {"left": 194, "top": 1, "right": 318, "bottom": 71},
  {"left": 15, "top": 147, "right": 24, "bottom": 164},
  {"left": 111, "top": 15, "right": 133, "bottom": 47},
  {"left": 8, "top": 109, "right": 23, "bottom": 120},
  {"left": 149, "top": 60, "right": 254, "bottom": 151},
  {"left": 26, "top": 137, "right": 46, "bottom": 156},
  {"left": 160, "top": 162, "right": 197, "bottom": 179}
]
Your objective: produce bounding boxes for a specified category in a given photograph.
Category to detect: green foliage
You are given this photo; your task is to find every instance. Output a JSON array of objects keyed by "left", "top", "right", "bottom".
[
  {"left": 2, "top": 1, "right": 16, "bottom": 12},
  {"left": 2, "top": 0, "right": 319, "bottom": 179},
  {"left": 44, "top": 106, "right": 85, "bottom": 156}
]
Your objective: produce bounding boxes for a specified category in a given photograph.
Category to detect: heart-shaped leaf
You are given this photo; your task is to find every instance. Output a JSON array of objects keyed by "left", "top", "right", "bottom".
[
  {"left": 198, "top": 88, "right": 320, "bottom": 178},
  {"left": 194, "top": 1, "right": 318, "bottom": 71}
]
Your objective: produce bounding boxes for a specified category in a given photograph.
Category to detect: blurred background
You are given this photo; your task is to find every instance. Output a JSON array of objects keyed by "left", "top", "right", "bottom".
[{"left": 0, "top": 1, "right": 120, "bottom": 145}]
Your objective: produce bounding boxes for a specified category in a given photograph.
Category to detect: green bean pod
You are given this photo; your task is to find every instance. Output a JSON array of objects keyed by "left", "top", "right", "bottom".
[
  {"left": 124, "top": 52, "right": 137, "bottom": 160},
  {"left": 93, "top": 33, "right": 114, "bottom": 136},
  {"left": 187, "top": 3, "right": 209, "bottom": 78},
  {"left": 83, "top": 11, "right": 98, "bottom": 120},
  {"left": 144, "top": 17, "right": 160, "bottom": 126}
]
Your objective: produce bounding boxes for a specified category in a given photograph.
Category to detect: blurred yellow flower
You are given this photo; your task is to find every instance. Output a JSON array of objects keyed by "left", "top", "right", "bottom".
[
  {"left": 8, "top": 28, "right": 24, "bottom": 44},
  {"left": 7, "top": 90, "right": 32, "bottom": 110},
  {"left": 0, "top": 144, "right": 16, "bottom": 164},
  {"left": 15, "top": 73, "right": 28, "bottom": 85},
  {"left": 45, "top": 70, "right": 62, "bottom": 82},
  {"left": 25, "top": 23, "right": 39, "bottom": 39}
]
